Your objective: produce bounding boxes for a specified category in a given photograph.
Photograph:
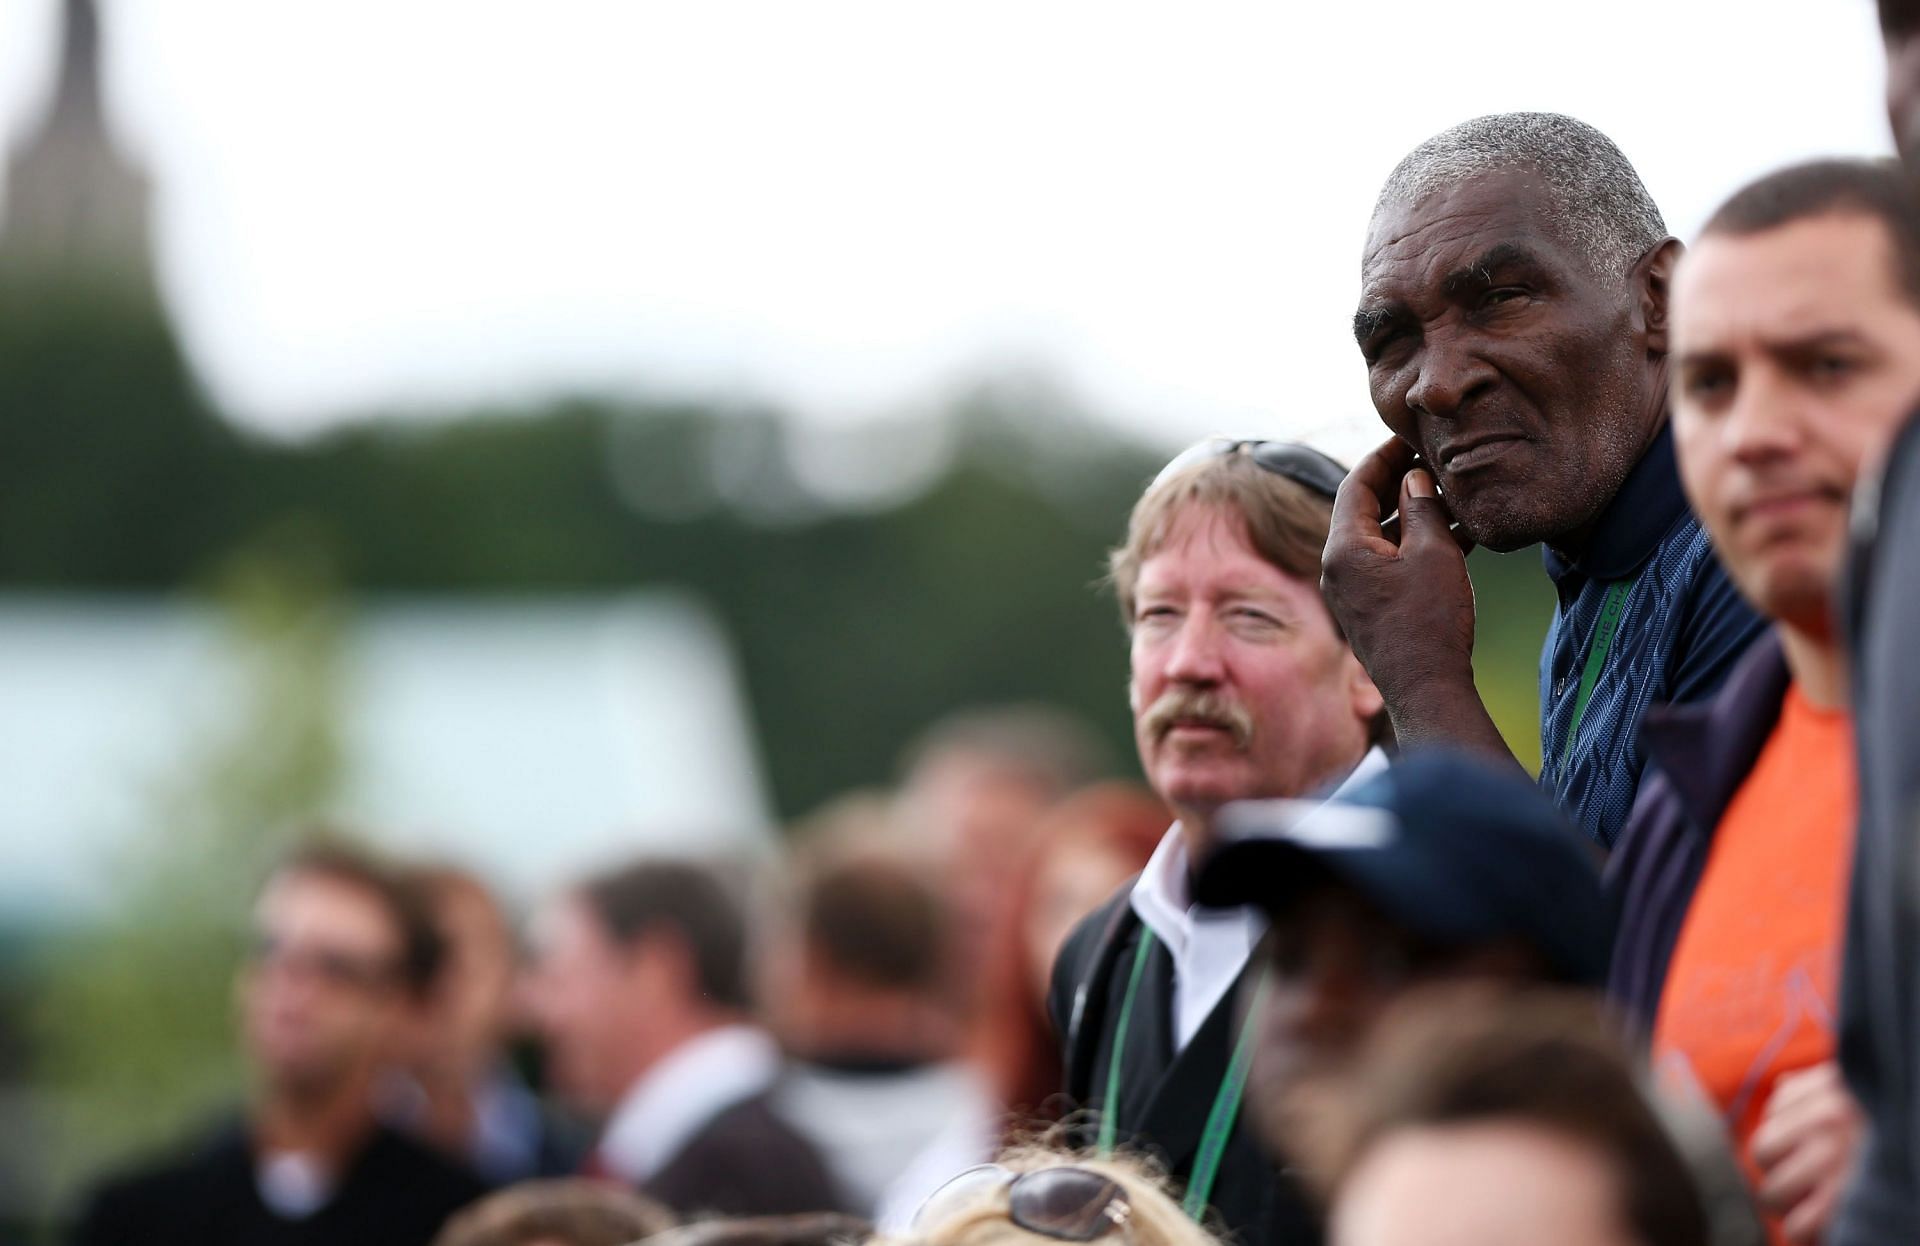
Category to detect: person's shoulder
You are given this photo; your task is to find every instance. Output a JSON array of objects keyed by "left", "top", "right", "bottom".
[
  {"left": 71, "top": 1120, "right": 248, "bottom": 1244},
  {"left": 1049, "top": 880, "right": 1139, "bottom": 1002},
  {"left": 657, "top": 1090, "right": 847, "bottom": 1214},
  {"left": 361, "top": 1124, "right": 491, "bottom": 1204}
]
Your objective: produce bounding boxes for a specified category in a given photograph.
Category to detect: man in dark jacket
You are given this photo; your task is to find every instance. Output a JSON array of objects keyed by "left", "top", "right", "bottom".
[
  {"left": 1607, "top": 157, "right": 1920, "bottom": 1244},
  {"left": 1325, "top": 112, "right": 1765, "bottom": 850},
  {"left": 1048, "top": 438, "right": 1389, "bottom": 1246},
  {"left": 73, "top": 845, "right": 489, "bottom": 1246},
  {"left": 1836, "top": 5, "right": 1920, "bottom": 1240},
  {"left": 525, "top": 857, "right": 844, "bottom": 1219}
]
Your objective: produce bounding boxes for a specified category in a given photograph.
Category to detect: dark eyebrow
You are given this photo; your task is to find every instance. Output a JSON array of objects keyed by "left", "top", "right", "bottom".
[
  {"left": 1440, "top": 243, "right": 1542, "bottom": 298},
  {"left": 1353, "top": 305, "right": 1398, "bottom": 345}
]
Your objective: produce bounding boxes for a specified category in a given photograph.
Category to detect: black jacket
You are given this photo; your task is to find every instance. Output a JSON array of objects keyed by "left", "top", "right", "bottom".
[
  {"left": 1047, "top": 887, "right": 1320, "bottom": 1246},
  {"left": 72, "top": 1118, "right": 488, "bottom": 1246},
  {"left": 1836, "top": 409, "right": 1920, "bottom": 1246},
  {"left": 643, "top": 1090, "right": 848, "bottom": 1219}
]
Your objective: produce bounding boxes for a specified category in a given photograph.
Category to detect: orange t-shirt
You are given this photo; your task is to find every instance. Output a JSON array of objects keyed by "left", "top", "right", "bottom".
[{"left": 1652, "top": 683, "right": 1854, "bottom": 1242}]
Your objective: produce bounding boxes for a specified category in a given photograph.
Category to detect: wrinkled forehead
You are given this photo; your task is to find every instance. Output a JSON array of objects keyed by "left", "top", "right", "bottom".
[{"left": 1360, "top": 169, "right": 1577, "bottom": 297}]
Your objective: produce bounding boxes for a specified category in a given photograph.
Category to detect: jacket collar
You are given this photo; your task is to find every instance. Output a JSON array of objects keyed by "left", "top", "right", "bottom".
[
  {"left": 1637, "top": 630, "right": 1790, "bottom": 835},
  {"left": 1543, "top": 423, "right": 1690, "bottom": 586}
]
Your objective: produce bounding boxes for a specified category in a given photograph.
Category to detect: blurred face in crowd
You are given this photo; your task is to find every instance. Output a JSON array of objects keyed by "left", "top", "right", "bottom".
[
  {"left": 905, "top": 750, "right": 1056, "bottom": 969},
  {"left": 1671, "top": 212, "right": 1920, "bottom": 633},
  {"left": 1356, "top": 170, "right": 1668, "bottom": 551},
  {"left": 1333, "top": 1122, "right": 1644, "bottom": 1246},
  {"left": 1246, "top": 881, "right": 1540, "bottom": 1162},
  {"left": 241, "top": 868, "right": 411, "bottom": 1099},
  {"left": 1023, "top": 831, "right": 1142, "bottom": 995},
  {"left": 1128, "top": 505, "right": 1379, "bottom": 832},
  {"left": 523, "top": 896, "right": 664, "bottom": 1114}
]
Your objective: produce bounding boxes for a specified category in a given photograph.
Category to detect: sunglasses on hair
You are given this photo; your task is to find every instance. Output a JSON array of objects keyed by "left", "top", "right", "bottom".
[
  {"left": 911, "top": 1164, "right": 1133, "bottom": 1243},
  {"left": 1150, "top": 438, "right": 1348, "bottom": 499}
]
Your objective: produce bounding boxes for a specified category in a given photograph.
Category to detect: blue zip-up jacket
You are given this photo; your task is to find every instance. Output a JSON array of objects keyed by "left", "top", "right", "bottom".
[{"left": 1604, "top": 632, "right": 1789, "bottom": 1035}]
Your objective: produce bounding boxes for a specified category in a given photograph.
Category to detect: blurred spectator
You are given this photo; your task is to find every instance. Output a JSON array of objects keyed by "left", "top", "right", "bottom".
[
  {"left": 1836, "top": 9, "right": 1920, "bottom": 1242},
  {"left": 645, "top": 1213, "right": 873, "bottom": 1246},
  {"left": 973, "top": 783, "right": 1165, "bottom": 1118},
  {"left": 73, "top": 842, "right": 488, "bottom": 1246},
  {"left": 1325, "top": 112, "right": 1766, "bottom": 848},
  {"left": 758, "top": 838, "right": 998, "bottom": 1222},
  {"left": 524, "top": 856, "right": 843, "bottom": 1217},
  {"left": 884, "top": 1147, "right": 1221, "bottom": 1246},
  {"left": 384, "top": 865, "right": 579, "bottom": 1183},
  {"left": 431, "top": 1178, "right": 675, "bottom": 1246},
  {"left": 1192, "top": 750, "right": 1610, "bottom": 1173},
  {"left": 1314, "top": 989, "right": 1720, "bottom": 1246},
  {"left": 1609, "top": 157, "right": 1920, "bottom": 1243},
  {"left": 1047, "top": 438, "right": 1387, "bottom": 1246},
  {"left": 898, "top": 705, "right": 1109, "bottom": 980}
]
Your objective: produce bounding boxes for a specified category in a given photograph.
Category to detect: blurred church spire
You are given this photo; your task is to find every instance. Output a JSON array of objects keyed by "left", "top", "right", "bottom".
[{"left": 0, "top": 0, "right": 155, "bottom": 296}]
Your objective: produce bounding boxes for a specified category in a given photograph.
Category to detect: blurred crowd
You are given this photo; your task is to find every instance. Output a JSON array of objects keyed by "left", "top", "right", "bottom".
[{"left": 55, "top": 5, "right": 1920, "bottom": 1246}]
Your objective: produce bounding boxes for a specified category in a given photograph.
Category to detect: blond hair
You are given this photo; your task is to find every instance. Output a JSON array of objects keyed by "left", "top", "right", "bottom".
[
  {"left": 1108, "top": 452, "right": 1337, "bottom": 629},
  {"left": 878, "top": 1147, "right": 1225, "bottom": 1246}
]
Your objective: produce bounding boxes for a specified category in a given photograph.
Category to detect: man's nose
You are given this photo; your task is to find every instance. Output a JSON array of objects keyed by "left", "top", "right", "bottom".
[
  {"left": 1163, "top": 613, "right": 1226, "bottom": 684},
  {"left": 1723, "top": 371, "right": 1805, "bottom": 466},
  {"left": 1405, "top": 332, "right": 1498, "bottom": 421}
]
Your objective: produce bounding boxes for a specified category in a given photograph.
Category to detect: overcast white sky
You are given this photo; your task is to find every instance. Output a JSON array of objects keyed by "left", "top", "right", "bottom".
[{"left": 0, "top": 1, "right": 1895, "bottom": 460}]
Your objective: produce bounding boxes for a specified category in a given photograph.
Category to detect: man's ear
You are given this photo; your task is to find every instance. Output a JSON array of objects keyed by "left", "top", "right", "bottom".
[
  {"left": 1346, "top": 650, "right": 1385, "bottom": 730},
  {"left": 1636, "top": 237, "right": 1685, "bottom": 356}
]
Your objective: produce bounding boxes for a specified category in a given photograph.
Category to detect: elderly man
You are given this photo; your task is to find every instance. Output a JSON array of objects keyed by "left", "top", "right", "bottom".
[
  {"left": 1326, "top": 112, "right": 1766, "bottom": 848},
  {"left": 1047, "top": 440, "right": 1387, "bottom": 1246}
]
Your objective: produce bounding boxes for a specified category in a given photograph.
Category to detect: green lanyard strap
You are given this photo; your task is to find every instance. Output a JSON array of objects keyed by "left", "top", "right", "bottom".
[
  {"left": 1094, "top": 932, "right": 1156, "bottom": 1156},
  {"left": 1093, "top": 928, "right": 1268, "bottom": 1221},
  {"left": 1560, "top": 576, "right": 1636, "bottom": 772}
]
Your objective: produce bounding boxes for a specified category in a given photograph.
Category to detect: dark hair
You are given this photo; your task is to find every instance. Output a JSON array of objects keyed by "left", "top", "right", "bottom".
[
  {"left": 431, "top": 1178, "right": 676, "bottom": 1246},
  {"left": 576, "top": 857, "right": 750, "bottom": 1010},
  {"left": 276, "top": 840, "right": 445, "bottom": 999},
  {"left": 1883, "top": 0, "right": 1920, "bottom": 38},
  {"left": 1701, "top": 157, "right": 1920, "bottom": 308},
  {"left": 1322, "top": 988, "right": 1708, "bottom": 1246},
  {"left": 790, "top": 847, "right": 949, "bottom": 993}
]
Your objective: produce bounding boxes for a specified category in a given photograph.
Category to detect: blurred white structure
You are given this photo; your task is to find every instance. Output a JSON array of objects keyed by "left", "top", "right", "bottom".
[{"left": 0, "top": 592, "right": 774, "bottom": 921}]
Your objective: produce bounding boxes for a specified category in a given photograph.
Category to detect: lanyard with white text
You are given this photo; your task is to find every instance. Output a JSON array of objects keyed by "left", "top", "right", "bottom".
[{"left": 1093, "top": 928, "right": 1270, "bottom": 1220}]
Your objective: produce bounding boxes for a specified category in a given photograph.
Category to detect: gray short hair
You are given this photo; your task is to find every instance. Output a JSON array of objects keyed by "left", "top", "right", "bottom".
[{"left": 1372, "top": 112, "right": 1668, "bottom": 281}]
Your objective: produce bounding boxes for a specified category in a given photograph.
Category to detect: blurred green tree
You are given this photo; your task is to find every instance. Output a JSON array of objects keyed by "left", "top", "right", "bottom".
[{"left": 28, "top": 536, "right": 346, "bottom": 1223}]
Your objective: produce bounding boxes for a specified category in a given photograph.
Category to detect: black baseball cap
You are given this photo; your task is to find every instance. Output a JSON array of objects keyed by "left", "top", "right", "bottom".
[{"left": 1193, "top": 749, "right": 1611, "bottom": 986}]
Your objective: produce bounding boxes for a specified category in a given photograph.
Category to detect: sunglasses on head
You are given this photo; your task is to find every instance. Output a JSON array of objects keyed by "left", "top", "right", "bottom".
[
  {"left": 1151, "top": 437, "right": 1348, "bottom": 499},
  {"left": 911, "top": 1164, "right": 1133, "bottom": 1243}
]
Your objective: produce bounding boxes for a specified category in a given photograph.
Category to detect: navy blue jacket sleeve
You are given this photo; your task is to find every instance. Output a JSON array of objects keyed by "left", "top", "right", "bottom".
[{"left": 1665, "top": 554, "right": 1767, "bottom": 705}]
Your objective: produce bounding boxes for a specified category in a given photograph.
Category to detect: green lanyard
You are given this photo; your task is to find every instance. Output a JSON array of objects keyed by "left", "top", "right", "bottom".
[
  {"left": 1560, "top": 577, "right": 1636, "bottom": 772},
  {"left": 1093, "top": 929, "right": 1272, "bottom": 1220}
]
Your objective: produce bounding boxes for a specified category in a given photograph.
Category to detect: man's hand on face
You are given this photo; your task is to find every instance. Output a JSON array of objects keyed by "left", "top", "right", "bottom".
[{"left": 1322, "top": 437, "right": 1513, "bottom": 762}]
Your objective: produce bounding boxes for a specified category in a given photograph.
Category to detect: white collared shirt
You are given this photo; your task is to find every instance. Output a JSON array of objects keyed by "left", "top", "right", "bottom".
[
  {"left": 596, "top": 1024, "right": 782, "bottom": 1185},
  {"left": 1129, "top": 745, "right": 1390, "bottom": 1052}
]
